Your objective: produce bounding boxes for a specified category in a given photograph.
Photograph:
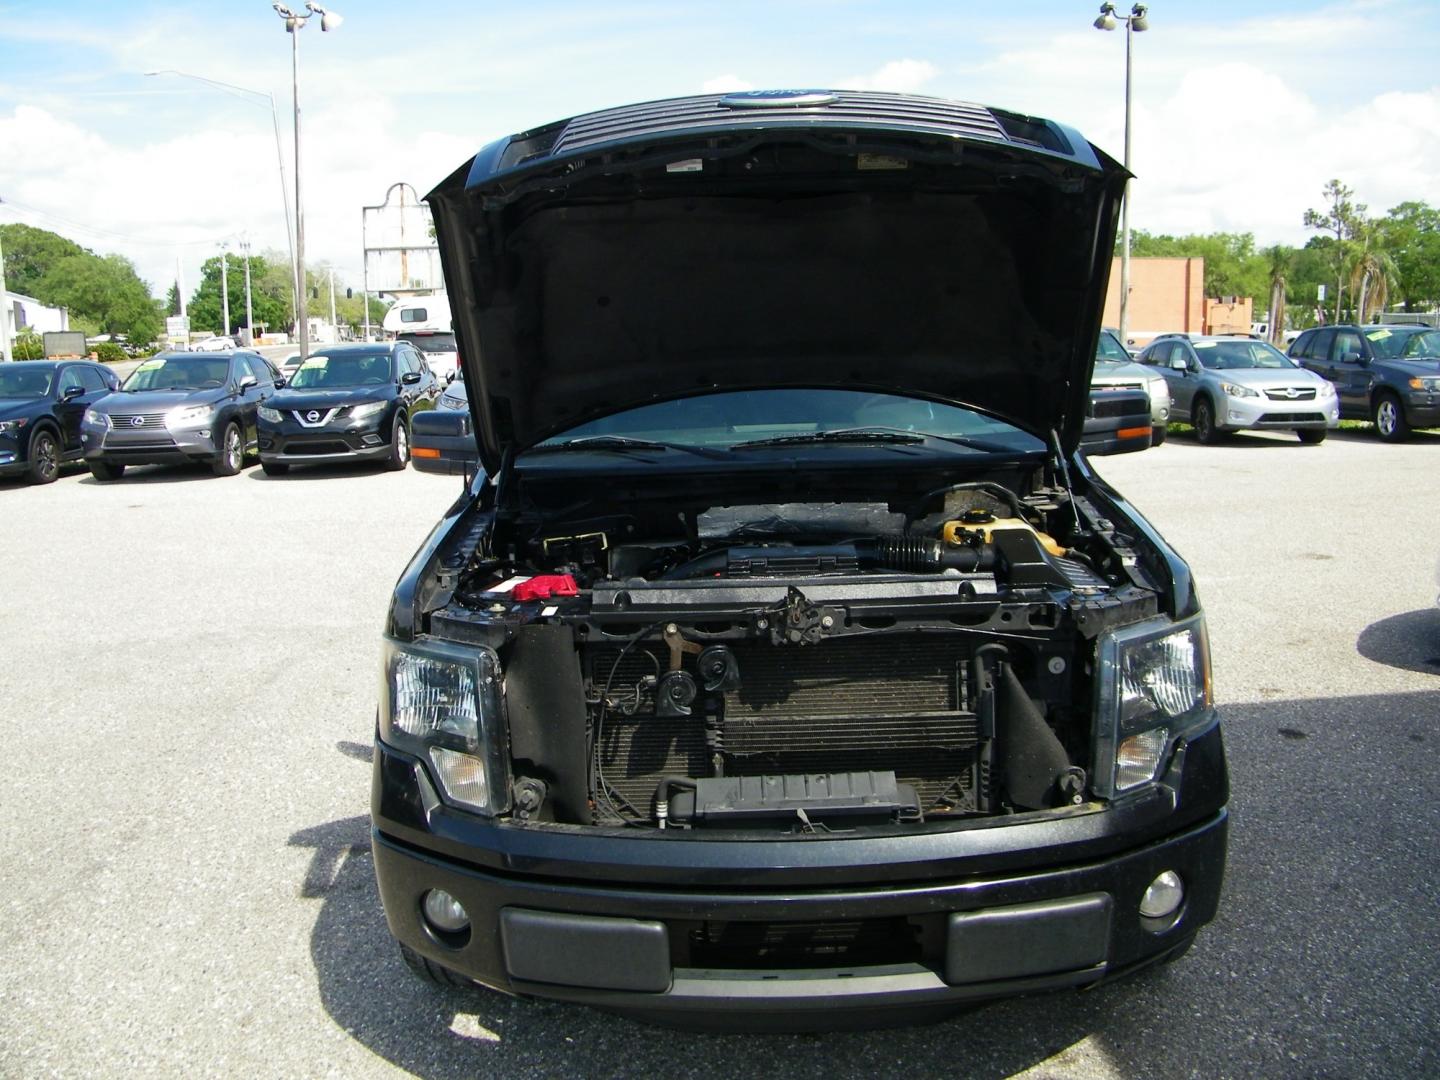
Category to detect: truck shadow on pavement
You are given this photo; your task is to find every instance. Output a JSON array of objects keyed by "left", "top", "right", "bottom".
[
  {"left": 294, "top": 687, "right": 1440, "bottom": 1079},
  {"left": 1357, "top": 608, "right": 1440, "bottom": 674}
]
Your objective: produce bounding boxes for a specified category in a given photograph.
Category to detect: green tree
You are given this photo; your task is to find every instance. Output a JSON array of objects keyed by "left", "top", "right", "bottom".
[
  {"left": 1381, "top": 201, "right": 1440, "bottom": 312},
  {"left": 0, "top": 223, "right": 87, "bottom": 299},
  {"left": 1125, "top": 230, "right": 1269, "bottom": 301},
  {"left": 1347, "top": 221, "right": 1398, "bottom": 324},
  {"left": 188, "top": 250, "right": 292, "bottom": 337},
  {"left": 1303, "top": 180, "right": 1364, "bottom": 323},
  {"left": 40, "top": 252, "right": 162, "bottom": 344}
]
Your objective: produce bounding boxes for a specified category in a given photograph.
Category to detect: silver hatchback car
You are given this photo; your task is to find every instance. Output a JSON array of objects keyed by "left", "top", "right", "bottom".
[{"left": 1138, "top": 335, "right": 1338, "bottom": 444}]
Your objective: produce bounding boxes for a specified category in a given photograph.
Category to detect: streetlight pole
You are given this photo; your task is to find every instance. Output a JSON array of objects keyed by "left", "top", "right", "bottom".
[
  {"left": 0, "top": 224, "right": 12, "bottom": 364},
  {"left": 273, "top": 2, "right": 344, "bottom": 363},
  {"left": 144, "top": 70, "right": 298, "bottom": 332},
  {"left": 1094, "top": 4, "right": 1148, "bottom": 345},
  {"left": 220, "top": 245, "right": 230, "bottom": 337},
  {"left": 242, "top": 239, "right": 255, "bottom": 346}
]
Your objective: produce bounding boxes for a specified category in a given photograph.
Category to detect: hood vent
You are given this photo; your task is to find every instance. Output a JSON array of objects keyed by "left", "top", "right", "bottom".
[{"left": 550, "top": 91, "right": 1009, "bottom": 157}]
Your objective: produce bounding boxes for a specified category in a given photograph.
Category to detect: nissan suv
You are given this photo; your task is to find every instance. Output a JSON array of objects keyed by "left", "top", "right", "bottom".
[{"left": 371, "top": 90, "right": 1229, "bottom": 1030}]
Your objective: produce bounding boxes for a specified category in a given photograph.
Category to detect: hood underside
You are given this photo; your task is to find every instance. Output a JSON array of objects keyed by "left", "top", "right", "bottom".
[{"left": 428, "top": 91, "right": 1127, "bottom": 471}]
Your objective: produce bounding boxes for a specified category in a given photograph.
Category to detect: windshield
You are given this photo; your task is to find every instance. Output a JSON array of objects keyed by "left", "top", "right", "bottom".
[
  {"left": 528, "top": 389, "right": 1044, "bottom": 454},
  {"left": 122, "top": 355, "right": 232, "bottom": 391},
  {"left": 1096, "top": 331, "right": 1131, "bottom": 363},
  {"left": 399, "top": 332, "right": 457, "bottom": 354},
  {"left": 0, "top": 367, "right": 54, "bottom": 398},
  {"left": 1193, "top": 340, "right": 1295, "bottom": 370},
  {"left": 287, "top": 351, "right": 394, "bottom": 389},
  {"left": 1366, "top": 327, "right": 1440, "bottom": 359}
]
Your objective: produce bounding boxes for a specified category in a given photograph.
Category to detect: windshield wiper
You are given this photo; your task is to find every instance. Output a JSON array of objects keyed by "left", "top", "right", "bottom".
[
  {"left": 732, "top": 427, "right": 1013, "bottom": 453},
  {"left": 526, "top": 435, "right": 729, "bottom": 459}
]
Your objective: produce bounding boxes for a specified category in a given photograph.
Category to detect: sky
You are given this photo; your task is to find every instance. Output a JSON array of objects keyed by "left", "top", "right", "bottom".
[{"left": 1, "top": 0, "right": 1437, "bottom": 304}]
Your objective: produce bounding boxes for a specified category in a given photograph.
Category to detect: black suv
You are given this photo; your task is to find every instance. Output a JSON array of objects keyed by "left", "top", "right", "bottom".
[
  {"left": 372, "top": 91, "right": 1228, "bottom": 1030},
  {"left": 1288, "top": 324, "right": 1440, "bottom": 441},
  {"left": 0, "top": 360, "right": 120, "bottom": 484},
  {"left": 257, "top": 342, "right": 438, "bottom": 474}
]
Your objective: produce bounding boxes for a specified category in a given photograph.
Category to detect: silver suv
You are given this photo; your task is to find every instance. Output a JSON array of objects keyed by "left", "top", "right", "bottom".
[{"left": 1137, "top": 335, "right": 1337, "bottom": 444}]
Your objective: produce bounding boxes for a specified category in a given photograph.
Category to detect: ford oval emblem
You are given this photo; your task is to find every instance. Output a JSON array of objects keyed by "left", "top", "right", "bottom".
[{"left": 719, "top": 90, "right": 839, "bottom": 109}]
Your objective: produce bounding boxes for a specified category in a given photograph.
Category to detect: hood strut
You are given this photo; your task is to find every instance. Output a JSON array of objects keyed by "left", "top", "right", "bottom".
[{"left": 1050, "top": 430, "right": 1081, "bottom": 534}]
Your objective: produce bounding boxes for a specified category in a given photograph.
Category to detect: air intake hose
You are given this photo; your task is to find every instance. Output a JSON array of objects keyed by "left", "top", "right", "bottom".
[{"left": 861, "top": 537, "right": 995, "bottom": 573}]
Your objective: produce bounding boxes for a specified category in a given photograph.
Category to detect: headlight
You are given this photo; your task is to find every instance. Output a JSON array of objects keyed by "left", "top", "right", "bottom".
[
  {"left": 1219, "top": 382, "right": 1259, "bottom": 399},
  {"left": 83, "top": 409, "right": 109, "bottom": 428},
  {"left": 1093, "top": 615, "right": 1211, "bottom": 796},
  {"left": 166, "top": 404, "right": 213, "bottom": 428},
  {"left": 0, "top": 418, "right": 27, "bottom": 435},
  {"left": 1409, "top": 376, "right": 1440, "bottom": 392},
  {"left": 1317, "top": 381, "right": 1337, "bottom": 397},
  {"left": 349, "top": 401, "right": 387, "bottom": 421},
  {"left": 1146, "top": 377, "right": 1170, "bottom": 406},
  {"left": 439, "top": 394, "right": 466, "bottom": 410},
  {"left": 380, "top": 638, "right": 509, "bottom": 815},
  {"left": 258, "top": 406, "right": 284, "bottom": 423}
]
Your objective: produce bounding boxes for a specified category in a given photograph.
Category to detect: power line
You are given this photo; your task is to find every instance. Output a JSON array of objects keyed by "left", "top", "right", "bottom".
[{"left": 0, "top": 197, "right": 246, "bottom": 250}]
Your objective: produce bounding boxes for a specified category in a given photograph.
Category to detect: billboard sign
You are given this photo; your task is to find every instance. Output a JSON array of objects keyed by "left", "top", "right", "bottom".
[
  {"left": 362, "top": 182, "right": 441, "bottom": 299},
  {"left": 43, "top": 331, "right": 87, "bottom": 358}
]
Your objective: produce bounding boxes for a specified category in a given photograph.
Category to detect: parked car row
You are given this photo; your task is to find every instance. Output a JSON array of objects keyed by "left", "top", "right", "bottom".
[
  {"left": 1120, "top": 323, "right": 1440, "bottom": 446},
  {"left": 0, "top": 343, "right": 440, "bottom": 485}
]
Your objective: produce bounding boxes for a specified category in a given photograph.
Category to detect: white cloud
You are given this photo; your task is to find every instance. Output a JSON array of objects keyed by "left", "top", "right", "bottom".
[
  {"left": 701, "top": 74, "right": 753, "bottom": 94},
  {"left": 840, "top": 59, "right": 939, "bottom": 94}
]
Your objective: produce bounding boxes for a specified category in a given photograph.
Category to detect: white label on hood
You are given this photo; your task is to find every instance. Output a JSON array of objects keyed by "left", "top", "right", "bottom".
[{"left": 665, "top": 158, "right": 704, "bottom": 173}]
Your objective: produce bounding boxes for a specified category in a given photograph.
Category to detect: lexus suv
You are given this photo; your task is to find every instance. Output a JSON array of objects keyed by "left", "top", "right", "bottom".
[
  {"left": 372, "top": 90, "right": 1229, "bottom": 1030},
  {"left": 256, "top": 341, "right": 438, "bottom": 474},
  {"left": 81, "top": 350, "right": 278, "bottom": 479},
  {"left": 1288, "top": 324, "right": 1440, "bottom": 441}
]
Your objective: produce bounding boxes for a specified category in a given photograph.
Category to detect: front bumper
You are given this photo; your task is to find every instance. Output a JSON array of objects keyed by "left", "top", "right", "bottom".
[
  {"left": 373, "top": 720, "right": 1228, "bottom": 1028},
  {"left": 1219, "top": 394, "right": 1337, "bottom": 430},
  {"left": 257, "top": 414, "right": 392, "bottom": 464},
  {"left": 82, "top": 423, "right": 221, "bottom": 465},
  {"left": 0, "top": 436, "right": 25, "bottom": 476},
  {"left": 1402, "top": 394, "right": 1440, "bottom": 428}
]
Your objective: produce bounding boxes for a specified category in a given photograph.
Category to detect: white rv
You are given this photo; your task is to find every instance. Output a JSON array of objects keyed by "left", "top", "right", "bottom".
[{"left": 382, "top": 293, "right": 459, "bottom": 380}]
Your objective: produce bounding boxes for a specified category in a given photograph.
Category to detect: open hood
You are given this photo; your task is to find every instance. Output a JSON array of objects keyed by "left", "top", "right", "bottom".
[{"left": 428, "top": 90, "right": 1128, "bottom": 471}]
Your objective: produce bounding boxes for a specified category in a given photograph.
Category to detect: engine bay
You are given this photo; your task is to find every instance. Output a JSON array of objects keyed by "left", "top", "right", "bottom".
[{"left": 421, "top": 475, "right": 1165, "bottom": 833}]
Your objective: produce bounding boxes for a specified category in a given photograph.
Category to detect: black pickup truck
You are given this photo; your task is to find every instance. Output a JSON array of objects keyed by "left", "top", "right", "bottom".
[{"left": 375, "top": 89, "right": 1226, "bottom": 1030}]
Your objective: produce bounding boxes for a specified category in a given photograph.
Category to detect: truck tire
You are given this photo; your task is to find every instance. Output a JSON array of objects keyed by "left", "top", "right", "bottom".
[{"left": 398, "top": 943, "right": 475, "bottom": 990}]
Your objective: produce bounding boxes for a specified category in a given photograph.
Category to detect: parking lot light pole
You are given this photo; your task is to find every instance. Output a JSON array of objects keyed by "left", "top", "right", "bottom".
[
  {"left": 144, "top": 70, "right": 298, "bottom": 332},
  {"left": 0, "top": 200, "right": 12, "bottom": 363},
  {"left": 1093, "top": 3, "right": 1148, "bottom": 345},
  {"left": 220, "top": 246, "right": 230, "bottom": 337},
  {"left": 242, "top": 239, "right": 255, "bottom": 346},
  {"left": 273, "top": 1, "right": 344, "bottom": 363}
]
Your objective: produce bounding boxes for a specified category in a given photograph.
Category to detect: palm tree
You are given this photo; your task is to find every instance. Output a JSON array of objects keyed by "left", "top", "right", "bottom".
[
  {"left": 1348, "top": 223, "right": 1397, "bottom": 323},
  {"left": 1265, "top": 245, "right": 1291, "bottom": 346}
]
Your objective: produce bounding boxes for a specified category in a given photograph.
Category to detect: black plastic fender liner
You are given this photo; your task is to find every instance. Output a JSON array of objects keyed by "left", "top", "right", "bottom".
[
  {"left": 997, "top": 664, "right": 1074, "bottom": 810},
  {"left": 504, "top": 624, "right": 592, "bottom": 822}
]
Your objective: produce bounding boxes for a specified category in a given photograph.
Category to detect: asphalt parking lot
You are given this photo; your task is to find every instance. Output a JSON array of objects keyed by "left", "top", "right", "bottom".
[{"left": 2, "top": 428, "right": 1438, "bottom": 1079}]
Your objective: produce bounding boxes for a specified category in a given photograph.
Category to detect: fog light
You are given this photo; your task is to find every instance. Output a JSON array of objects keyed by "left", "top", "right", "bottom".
[
  {"left": 1139, "top": 870, "right": 1184, "bottom": 919},
  {"left": 422, "top": 888, "right": 470, "bottom": 933},
  {"left": 362, "top": 433, "right": 382, "bottom": 446}
]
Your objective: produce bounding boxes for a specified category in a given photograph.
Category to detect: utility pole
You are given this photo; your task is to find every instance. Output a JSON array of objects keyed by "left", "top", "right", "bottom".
[
  {"left": 243, "top": 240, "right": 255, "bottom": 346},
  {"left": 328, "top": 266, "right": 337, "bottom": 341},
  {"left": 0, "top": 223, "right": 12, "bottom": 363},
  {"left": 220, "top": 247, "right": 230, "bottom": 336},
  {"left": 290, "top": 22, "right": 308, "bottom": 362},
  {"left": 361, "top": 210, "right": 370, "bottom": 342}
]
